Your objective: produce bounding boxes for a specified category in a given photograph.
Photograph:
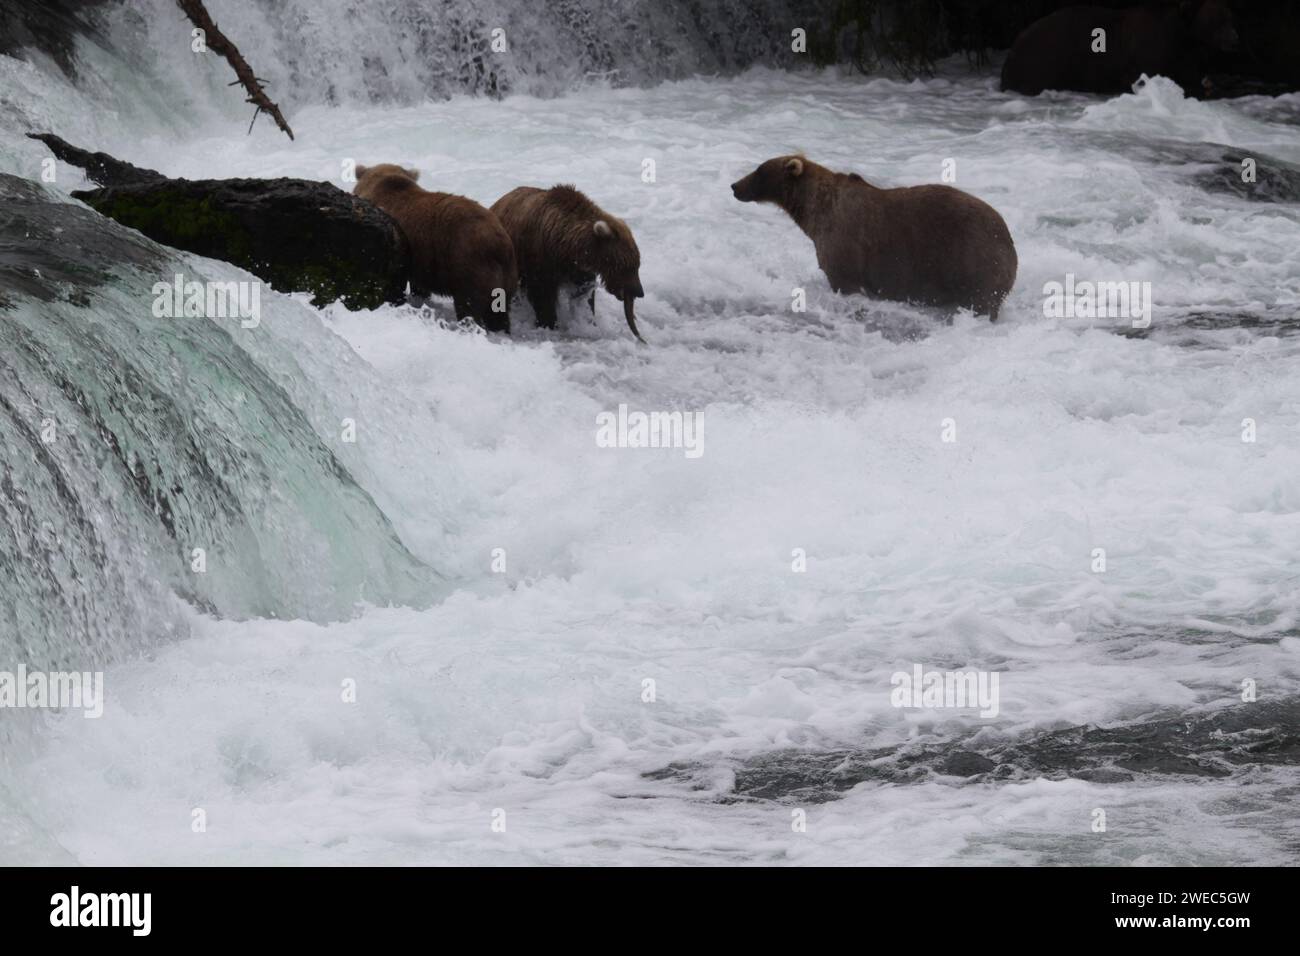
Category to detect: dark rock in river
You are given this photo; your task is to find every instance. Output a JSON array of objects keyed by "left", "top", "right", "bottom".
[
  {"left": 1189, "top": 147, "right": 1300, "bottom": 203},
  {"left": 71, "top": 178, "right": 411, "bottom": 310},
  {"left": 0, "top": 0, "right": 112, "bottom": 76},
  {"left": 27, "top": 133, "right": 411, "bottom": 310},
  {"left": 648, "top": 696, "right": 1300, "bottom": 803}
]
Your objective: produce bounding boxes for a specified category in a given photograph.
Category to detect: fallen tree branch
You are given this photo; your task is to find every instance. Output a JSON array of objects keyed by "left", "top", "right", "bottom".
[
  {"left": 25, "top": 132, "right": 166, "bottom": 187},
  {"left": 175, "top": 0, "right": 295, "bottom": 141}
]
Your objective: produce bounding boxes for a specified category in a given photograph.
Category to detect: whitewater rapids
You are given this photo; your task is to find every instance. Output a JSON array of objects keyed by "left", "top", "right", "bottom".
[{"left": 1, "top": 47, "right": 1299, "bottom": 863}]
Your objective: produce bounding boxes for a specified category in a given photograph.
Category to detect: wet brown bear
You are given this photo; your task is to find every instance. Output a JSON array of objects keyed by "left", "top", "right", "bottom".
[
  {"left": 1000, "top": 1, "right": 1238, "bottom": 97},
  {"left": 731, "top": 155, "right": 1017, "bottom": 321},
  {"left": 353, "top": 163, "right": 517, "bottom": 332},
  {"left": 490, "top": 185, "right": 645, "bottom": 343}
]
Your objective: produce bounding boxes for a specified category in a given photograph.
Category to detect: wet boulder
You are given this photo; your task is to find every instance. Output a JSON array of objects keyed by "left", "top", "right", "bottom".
[{"left": 27, "top": 132, "right": 410, "bottom": 309}]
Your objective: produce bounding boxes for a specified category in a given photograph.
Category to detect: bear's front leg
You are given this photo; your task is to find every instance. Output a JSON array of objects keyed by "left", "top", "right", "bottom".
[
  {"left": 577, "top": 279, "right": 598, "bottom": 317},
  {"left": 457, "top": 295, "right": 511, "bottom": 334},
  {"left": 528, "top": 282, "right": 560, "bottom": 329}
]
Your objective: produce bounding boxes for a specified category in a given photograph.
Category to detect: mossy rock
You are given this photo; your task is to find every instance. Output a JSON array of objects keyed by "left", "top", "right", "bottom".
[{"left": 74, "top": 177, "right": 410, "bottom": 310}]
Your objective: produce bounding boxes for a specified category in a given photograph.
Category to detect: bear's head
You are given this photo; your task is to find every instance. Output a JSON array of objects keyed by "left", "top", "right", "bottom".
[
  {"left": 1183, "top": 0, "right": 1238, "bottom": 52},
  {"left": 731, "top": 156, "right": 809, "bottom": 207},
  {"left": 574, "top": 201, "right": 644, "bottom": 343},
  {"left": 587, "top": 219, "right": 642, "bottom": 298},
  {"left": 353, "top": 163, "right": 421, "bottom": 188}
]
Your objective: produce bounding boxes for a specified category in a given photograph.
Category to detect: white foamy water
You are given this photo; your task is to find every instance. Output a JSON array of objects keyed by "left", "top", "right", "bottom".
[{"left": 2, "top": 56, "right": 1299, "bottom": 864}]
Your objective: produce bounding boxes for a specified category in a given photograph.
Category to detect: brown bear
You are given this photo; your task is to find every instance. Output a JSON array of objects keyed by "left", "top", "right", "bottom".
[
  {"left": 489, "top": 185, "right": 645, "bottom": 343},
  {"left": 1000, "top": 1, "right": 1238, "bottom": 97},
  {"left": 353, "top": 163, "right": 517, "bottom": 332},
  {"left": 731, "top": 155, "right": 1017, "bottom": 320}
]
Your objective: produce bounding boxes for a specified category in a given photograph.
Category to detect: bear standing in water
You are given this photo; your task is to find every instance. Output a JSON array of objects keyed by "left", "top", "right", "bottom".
[
  {"left": 353, "top": 163, "right": 518, "bottom": 332},
  {"left": 731, "top": 155, "right": 1017, "bottom": 320},
  {"left": 490, "top": 185, "right": 646, "bottom": 343},
  {"left": 1000, "top": 0, "right": 1238, "bottom": 97}
]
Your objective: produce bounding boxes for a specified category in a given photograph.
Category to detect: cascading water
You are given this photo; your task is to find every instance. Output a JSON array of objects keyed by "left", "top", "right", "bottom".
[
  {"left": 124, "top": 0, "right": 831, "bottom": 102},
  {"left": 37, "top": 0, "right": 833, "bottom": 110},
  {"left": 0, "top": 173, "right": 437, "bottom": 672}
]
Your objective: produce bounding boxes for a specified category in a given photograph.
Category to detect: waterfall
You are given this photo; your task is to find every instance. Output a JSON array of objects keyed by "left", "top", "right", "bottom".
[
  {"left": 75, "top": 0, "right": 832, "bottom": 113},
  {"left": 0, "top": 173, "right": 437, "bottom": 671}
]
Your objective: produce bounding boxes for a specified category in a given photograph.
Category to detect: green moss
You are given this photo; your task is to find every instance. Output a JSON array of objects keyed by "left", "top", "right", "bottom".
[
  {"left": 87, "top": 191, "right": 253, "bottom": 262},
  {"left": 290, "top": 259, "right": 395, "bottom": 310},
  {"left": 85, "top": 191, "right": 401, "bottom": 310}
]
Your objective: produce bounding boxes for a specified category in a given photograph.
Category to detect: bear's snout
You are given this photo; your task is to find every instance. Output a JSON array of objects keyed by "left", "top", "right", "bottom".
[{"left": 731, "top": 180, "right": 749, "bottom": 201}]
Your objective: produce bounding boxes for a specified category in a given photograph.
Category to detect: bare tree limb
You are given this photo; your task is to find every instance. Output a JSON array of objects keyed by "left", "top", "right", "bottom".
[
  {"left": 25, "top": 132, "right": 166, "bottom": 186},
  {"left": 175, "top": 0, "right": 295, "bottom": 140}
]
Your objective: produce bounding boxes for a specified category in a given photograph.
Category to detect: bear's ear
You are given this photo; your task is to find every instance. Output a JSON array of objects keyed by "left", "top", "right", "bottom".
[
  {"left": 784, "top": 157, "right": 805, "bottom": 178},
  {"left": 593, "top": 220, "right": 613, "bottom": 238},
  {"left": 404, "top": 167, "right": 421, "bottom": 182}
]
